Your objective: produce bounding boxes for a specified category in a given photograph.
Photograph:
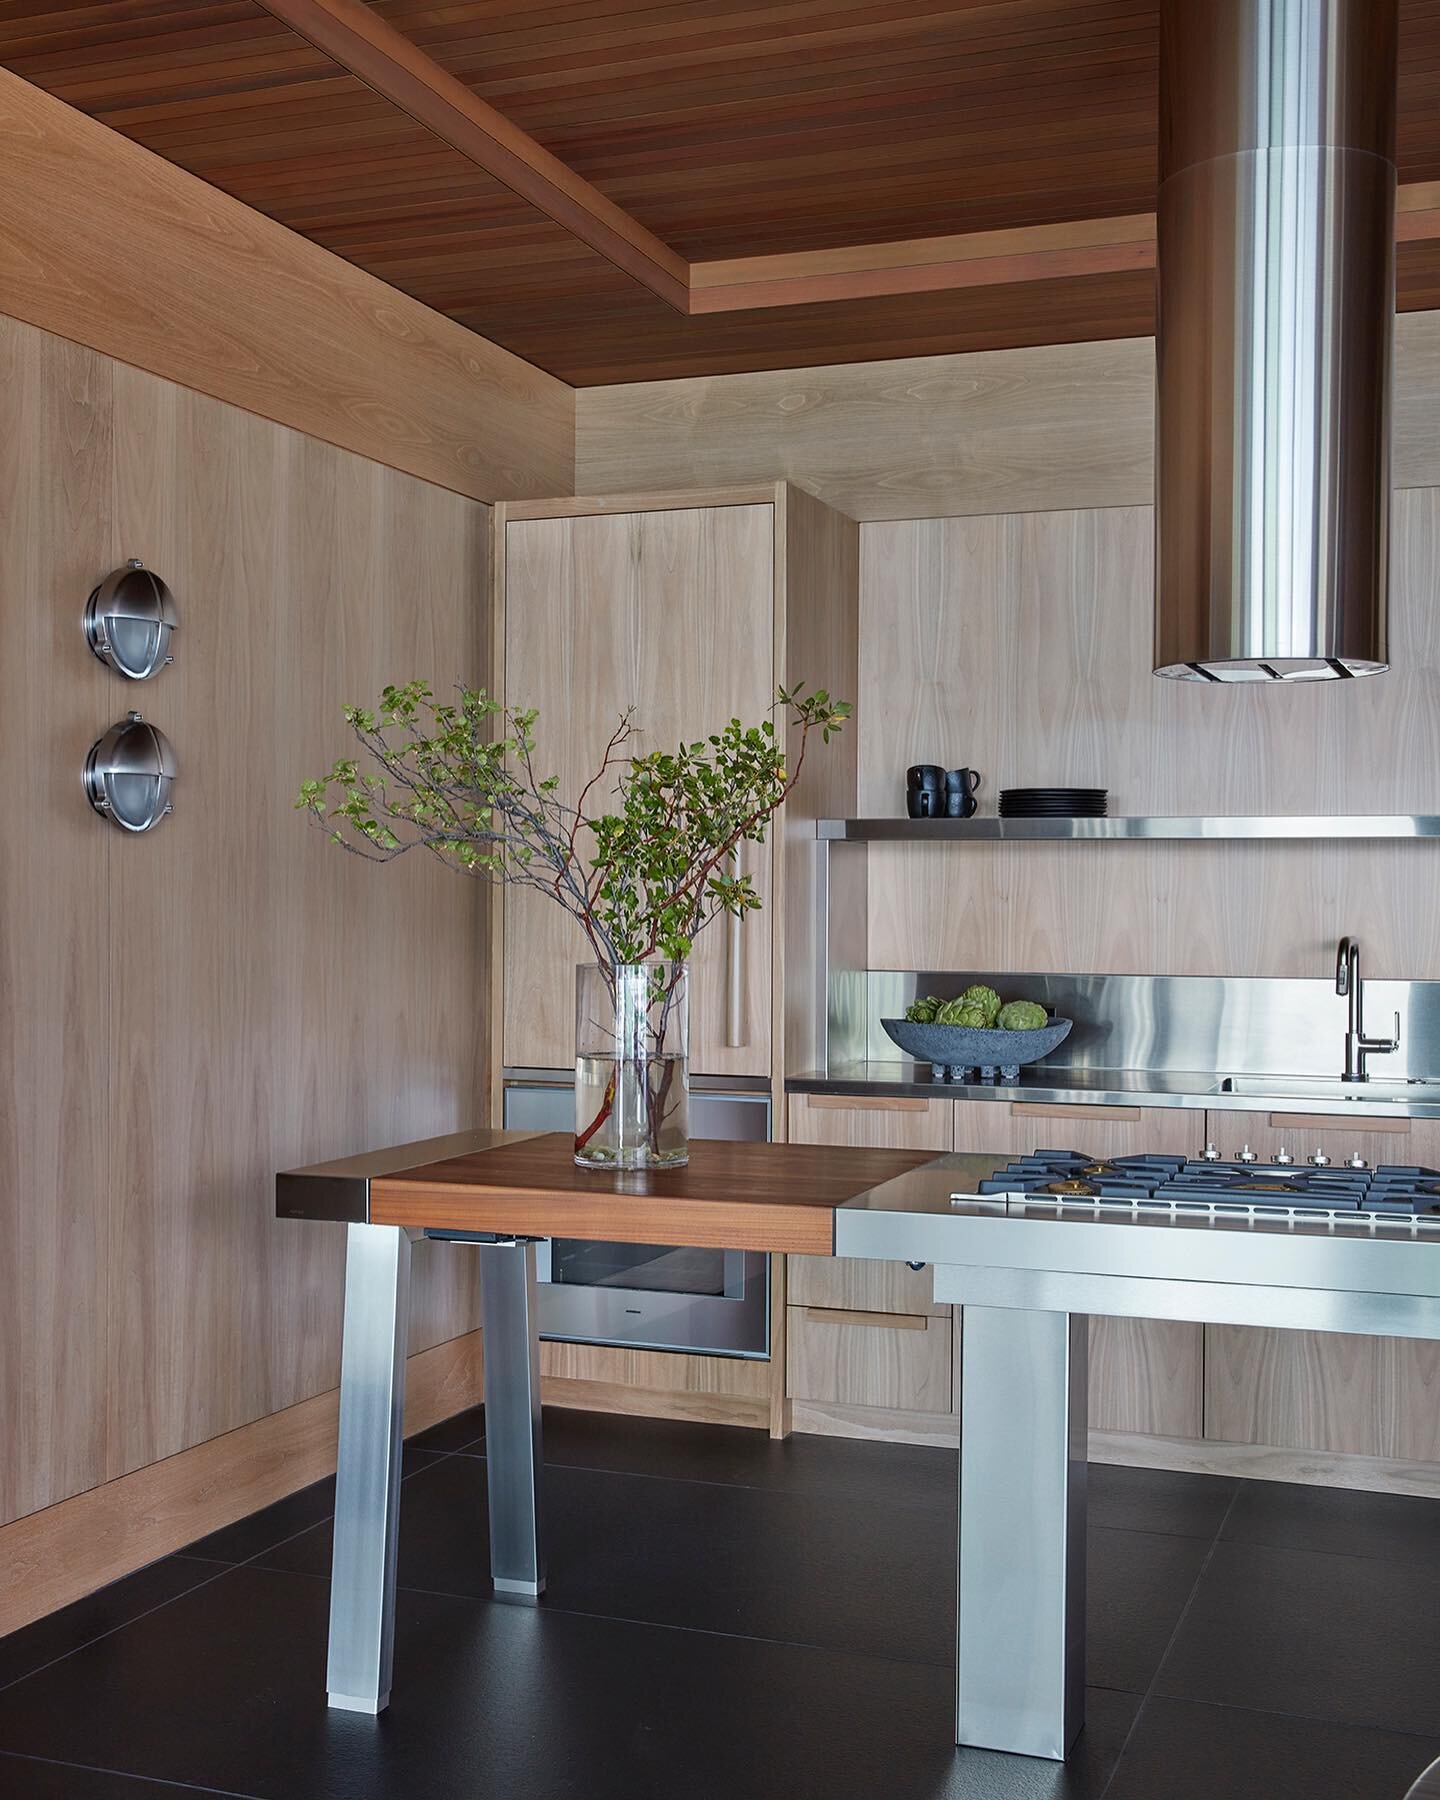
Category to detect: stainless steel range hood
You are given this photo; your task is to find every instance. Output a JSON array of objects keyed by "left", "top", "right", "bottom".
[{"left": 1154, "top": 0, "right": 1397, "bottom": 683}]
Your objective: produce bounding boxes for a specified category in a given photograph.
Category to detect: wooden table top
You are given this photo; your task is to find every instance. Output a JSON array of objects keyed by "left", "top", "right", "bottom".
[{"left": 367, "top": 1133, "right": 936, "bottom": 1256}]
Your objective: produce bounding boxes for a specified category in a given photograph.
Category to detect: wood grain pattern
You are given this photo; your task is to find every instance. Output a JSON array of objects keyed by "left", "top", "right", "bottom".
[
  {"left": 777, "top": 484, "right": 862, "bottom": 1084},
  {"left": 371, "top": 1132, "right": 934, "bottom": 1254},
  {"left": 9, "top": 3, "right": 1440, "bottom": 380},
  {"left": 501, "top": 500, "right": 775, "bottom": 1075},
  {"left": 1089, "top": 1430, "right": 1440, "bottom": 1499},
  {"left": 1202, "top": 1110, "right": 1440, "bottom": 1463},
  {"left": 254, "top": 0, "right": 689, "bottom": 307},
  {"left": 786, "top": 1091, "right": 951, "bottom": 1316},
  {"left": 859, "top": 491, "right": 1440, "bottom": 979},
  {"left": 103, "top": 362, "right": 489, "bottom": 1479},
  {"left": 0, "top": 310, "right": 490, "bottom": 1520},
  {"left": 789, "top": 1400, "right": 959, "bottom": 1449},
  {"left": 0, "top": 1325, "right": 485, "bottom": 1637},
  {"left": 576, "top": 313, "right": 1440, "bottom": 519},
  {"left": 0, "top": 65, "right": 572, "bottom": 502},
  {"left": 951, "top": 1101, "right": 1206, "bottom": 1438},
  {"left": 787, "top": 1304, "right": 952, "bottom": 1414},
  {"left": 540, "top": 1375, "right": 769, "bottom": 1429},
  {"left": 0, "top": 320, "right": 114, "bottom": 1524}
]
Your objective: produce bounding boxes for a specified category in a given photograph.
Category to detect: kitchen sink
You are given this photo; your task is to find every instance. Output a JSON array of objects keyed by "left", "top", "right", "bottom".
[{"left": 1211, "top": 1074, "right": 1439, "bottom": 1103}]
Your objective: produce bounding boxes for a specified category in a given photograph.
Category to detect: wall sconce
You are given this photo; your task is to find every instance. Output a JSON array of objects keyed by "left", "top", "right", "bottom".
[
  {"left": 85, "top": 712, "right": 177, "bottom": 833},
  {"left": 84, "top": 560, "right": 178, "bottom": 680}
]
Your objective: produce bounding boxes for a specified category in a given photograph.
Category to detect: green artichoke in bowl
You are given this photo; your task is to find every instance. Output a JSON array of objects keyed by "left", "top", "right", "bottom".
[
  {"left": 996, "top": 999, "right": 1049, "bottom": 1031},
  {"left": 961, "top": 984, "right": 1002, "bottom": 1024}
]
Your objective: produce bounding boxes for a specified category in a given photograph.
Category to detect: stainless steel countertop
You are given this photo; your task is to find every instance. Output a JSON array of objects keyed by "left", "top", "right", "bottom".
[{"left": 786, "top": 1063, "right": 1440, "bottom": 1121}]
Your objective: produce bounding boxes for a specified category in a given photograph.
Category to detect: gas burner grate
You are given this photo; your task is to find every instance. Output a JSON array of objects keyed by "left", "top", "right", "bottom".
[{"left": 974, "top": 1150, "right": 1440, "bottom": 1219}]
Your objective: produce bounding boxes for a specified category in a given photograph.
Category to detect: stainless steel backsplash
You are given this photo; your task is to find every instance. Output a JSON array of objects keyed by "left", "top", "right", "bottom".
[{"left": 829, "top": 971, "right": 1440, "bottom": 1083}]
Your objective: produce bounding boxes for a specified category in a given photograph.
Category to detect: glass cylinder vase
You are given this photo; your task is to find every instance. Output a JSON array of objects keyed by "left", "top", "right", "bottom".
[{"left": 573, "top": 960, "right": 689, "bottom": 1170}]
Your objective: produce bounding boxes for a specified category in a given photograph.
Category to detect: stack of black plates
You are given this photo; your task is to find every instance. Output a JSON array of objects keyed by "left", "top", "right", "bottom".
[{"left": 999, "top": 787, "right": 1108, "bottom": 817}]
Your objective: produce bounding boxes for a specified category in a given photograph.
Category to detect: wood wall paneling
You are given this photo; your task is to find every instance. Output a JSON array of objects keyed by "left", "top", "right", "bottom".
[
  {"left": 0, "top": 321, "right": 114, "bottom": 1523},
  {"left": 0, "top": 1326, "right": 486, "bottom": 1639},
  {"left": 0, "top": 312, "right": 490, "bottom": 1519},
  {"left": 857, "top": 489, "right": 1440, "bottom": 980},
  {"left": 0, "top": 66, "right": 572, "bottom": 503},
  {"left": 576, "top": 313, "right": 1440, "bottom": 520}
]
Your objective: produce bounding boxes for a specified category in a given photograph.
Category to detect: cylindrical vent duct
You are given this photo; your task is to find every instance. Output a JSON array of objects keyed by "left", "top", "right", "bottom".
[{"left": 1154, "top": 0, "right": 1397, "bottom": 682}]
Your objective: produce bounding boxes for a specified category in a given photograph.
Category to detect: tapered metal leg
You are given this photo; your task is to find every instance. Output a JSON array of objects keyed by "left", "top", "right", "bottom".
[
  {"left": 955, "top": 1306, "right": 1087, "bottom": 1760},
  {"left": 326, "top": 1224, "right": 412, "bottom": 1714},
  {"left": 478, "top": 1240, "right": 546, "bottom": 1601}
]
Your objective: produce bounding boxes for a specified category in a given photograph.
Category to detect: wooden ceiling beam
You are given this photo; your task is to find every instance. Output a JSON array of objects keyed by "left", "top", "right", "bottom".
[
  {"left": 252, "top": 0, "right": 690, "bottom": 312},
  {"left": 694, "top": 186, "right": 1440, "bottom": 313},
  {"left": 239, "top": 4, "right": 1440, "bottom": 324}
]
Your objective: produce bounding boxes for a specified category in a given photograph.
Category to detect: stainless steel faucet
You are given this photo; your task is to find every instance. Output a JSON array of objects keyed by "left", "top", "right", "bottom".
[{"left": 1335, "top": 936, "right": 1400, "bottom": 1082}]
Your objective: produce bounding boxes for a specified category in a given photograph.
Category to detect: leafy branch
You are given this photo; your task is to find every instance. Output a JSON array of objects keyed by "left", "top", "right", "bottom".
[{"left": 296, "top": 681, "right": 852, "bottom": 972}]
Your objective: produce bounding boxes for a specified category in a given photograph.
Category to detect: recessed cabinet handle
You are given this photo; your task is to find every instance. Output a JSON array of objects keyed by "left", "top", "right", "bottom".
[
  {"left": 725, "top": 844, "right": 745, "bottom": 1048},
  {"left": 803, "top": 1307, "right": 928, "bottom": 1332}
]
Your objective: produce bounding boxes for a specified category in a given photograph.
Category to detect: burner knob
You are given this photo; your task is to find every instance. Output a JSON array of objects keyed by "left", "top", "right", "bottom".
[
  {"left": 1273, "top": 1147, "right": 1294, "bottom": 1166},
  {"left": 1202, "top": 1142, "right": 1221, "bottom": 1161},
  {"left": 1347, "top": 1151, "right": 1367, "bottom": 1169},
  {"left": 1237, "top": 1145, "right": 1258, "bottom": 1163},
  {"left": 1309, "top": 1147, "right": 1331, "bottom": 1167}
]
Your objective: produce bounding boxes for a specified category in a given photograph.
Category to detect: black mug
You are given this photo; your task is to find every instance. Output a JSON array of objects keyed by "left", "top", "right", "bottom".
[
  {"left": 906, "top": 764, "right": 945, "bottom": 818},
  {"left": 945, "top": 768, "right": 981, "bottom": 818}
]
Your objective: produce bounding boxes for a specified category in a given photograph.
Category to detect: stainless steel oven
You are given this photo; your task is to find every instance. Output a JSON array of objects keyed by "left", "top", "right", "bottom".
[{"left": 502, "top": 1074, "right": 771, "bottom": 1358}]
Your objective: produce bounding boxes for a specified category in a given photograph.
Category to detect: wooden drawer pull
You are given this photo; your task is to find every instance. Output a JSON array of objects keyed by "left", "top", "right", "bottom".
[
  {"left": 1266, "top": 1111, "right": 1411, "bottom": 1134},
  {"left": 1009, "top": 1102, "right": 1143, "bottom": 1122},
  {"left": 803, "top": 1307, "right": 929, "bottom": 1332},
  {"left": 805, "top": 1094, "right": 932, "bottom": 1113}
]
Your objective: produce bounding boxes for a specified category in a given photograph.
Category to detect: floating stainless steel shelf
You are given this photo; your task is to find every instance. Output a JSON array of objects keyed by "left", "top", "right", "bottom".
[{"left": 817, "top": 816, "right": 1440, "bottom": 843}]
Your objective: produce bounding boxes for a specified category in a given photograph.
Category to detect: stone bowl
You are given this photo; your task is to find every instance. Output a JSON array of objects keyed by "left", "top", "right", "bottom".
[{"left": 880, "top": 1016, "right": 1074, "bottom": 1070}]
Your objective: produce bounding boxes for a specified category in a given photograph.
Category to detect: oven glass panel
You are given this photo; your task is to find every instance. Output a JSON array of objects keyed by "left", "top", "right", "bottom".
[{"left": 547, "top": 1240, "right": 735, "bottom": 1298}]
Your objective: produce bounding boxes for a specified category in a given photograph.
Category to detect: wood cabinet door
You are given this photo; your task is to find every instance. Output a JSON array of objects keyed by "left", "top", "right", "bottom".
[
  {"left": 632, "top": 506, "right": 774, "bottom": 1076},
  {"left": 787, "top": 1094, "right": 953, "bottom": 1314},
  {"left": 952, "top": 1101, "right": 1207, "bottom": 1438},
  {"left": 1202, "top": 1108, "right": 1440, "bottom": 1462},
  {"left": 502, "top": 506, "right": 773, "bottom": 1074}
]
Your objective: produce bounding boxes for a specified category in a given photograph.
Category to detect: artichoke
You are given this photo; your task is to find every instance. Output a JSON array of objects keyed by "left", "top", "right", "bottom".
[
  {"left": 955, "top": 1004, "right": 988, "bottom": 1027},
  {"left": 961, "top": 984, "right": 1002, "bottom": 1025},
  {"left": 935, "top": 998, "right": 969, "bottom": 1026},
  {"left": 996, "top": 999, "right": 1048, "bottom": 1031},
  {"left": 905, "top": 995, "right": 942, "bottom": 1023}
]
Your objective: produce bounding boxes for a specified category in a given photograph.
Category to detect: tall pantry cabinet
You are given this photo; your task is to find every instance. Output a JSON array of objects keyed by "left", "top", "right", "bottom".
[{"left": 490, "top": 484, "right": 859, "bottom": 1105}]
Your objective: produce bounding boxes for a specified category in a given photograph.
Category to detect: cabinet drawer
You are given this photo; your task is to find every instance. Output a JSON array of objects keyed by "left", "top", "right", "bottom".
[
  {"left": 786, "top": 1304, "right": 953, "bottom": 1414},
  {"left": 787, "top": 1255, "right": 945, "bottom": 1316}
]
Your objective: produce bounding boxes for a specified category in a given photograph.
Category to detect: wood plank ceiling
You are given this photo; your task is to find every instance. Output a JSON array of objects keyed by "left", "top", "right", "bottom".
[{"left": 2, "top": 0, "right": 1439, "bottom": 384}]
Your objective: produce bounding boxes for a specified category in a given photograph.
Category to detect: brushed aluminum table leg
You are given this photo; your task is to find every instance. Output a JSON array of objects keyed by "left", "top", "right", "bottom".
[
  {"left": 478, "top": 1240, "right": 546, "bottom": 1601},
  {"left": 956, "top": 1305, "right": 1087, "bottom": 1760},
  {"left": 326, "top": 1223, "right": 412, "bottom": 1714}
]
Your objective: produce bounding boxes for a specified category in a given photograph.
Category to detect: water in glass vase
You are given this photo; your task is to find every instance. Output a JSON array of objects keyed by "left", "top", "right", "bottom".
[
  {"left": 574, "top": 960, "right": 691, "bottom": 1170},
  {"left": 573, "top": 1052, "right": 690, "bottom": 1169}
]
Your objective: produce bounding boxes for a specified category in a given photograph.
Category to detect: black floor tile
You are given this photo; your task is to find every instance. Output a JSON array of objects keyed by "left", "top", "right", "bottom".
[
  {"left": 406, "top": 1407, "right": 484, "bottom": 1455},
  {"left": 1156, "top": 1539, "right": 1440, "bottom": 1736},
  {"left": 1106, "top": 1698, "right": 1440, "bottom": 1800},
  {"left": 0, "top": 1558, "right": 226, "bottom": 1693},
  {"left": 259, "top": 1452, "right": 959, "bottom": 1665},
  {"left": 1086, "top": 1526, "right": 1212, "bottom": 1694},
  {"left": 0, "top": 1752, "right": 254, "bottom": 1797},
  {"left": 0, "top": 1567, "right": 1136, "bottom": 1800},
  {"left": 1087, "top": 1464, "right": 1239, "bottom": 1540},
  {"left": 1222, "top": 1477, "right": 1440, "bottom": 1571},
  {"left": 178, "top": 1449, "right": 442, "bottom": 1566},
  {"left": 530, "top": 1404, "right": 955, "bottom": 1505}
]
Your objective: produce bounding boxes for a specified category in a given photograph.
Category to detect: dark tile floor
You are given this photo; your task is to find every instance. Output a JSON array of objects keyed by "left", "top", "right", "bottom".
[{"left": 1, "top": 1409, "right": 1438, "bottom": 1799}]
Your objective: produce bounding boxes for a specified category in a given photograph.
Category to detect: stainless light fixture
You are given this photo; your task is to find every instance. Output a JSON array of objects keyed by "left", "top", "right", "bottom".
[
  {"left": 1154, "top": 0, "right": 1398, "bottom": 682},
  {"left": 84, "top": 560, "right": 178, "bottom": 680},
  {"left": 85, "top": 711, "right": 177, "bottom": 832}
]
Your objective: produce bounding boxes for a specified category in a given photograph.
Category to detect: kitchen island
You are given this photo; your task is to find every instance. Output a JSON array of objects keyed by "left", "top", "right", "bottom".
[{"left": 278, "top": 1129, "right": 1440, "bottom": 1762}]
